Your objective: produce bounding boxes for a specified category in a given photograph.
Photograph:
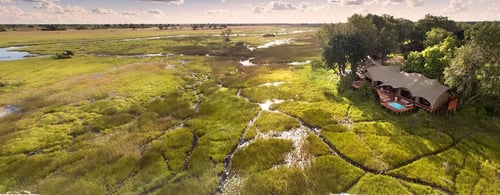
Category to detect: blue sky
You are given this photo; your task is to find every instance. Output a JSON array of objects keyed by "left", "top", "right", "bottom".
[{"left": 0, "top": 0, "right": 498, "bottom": 24}]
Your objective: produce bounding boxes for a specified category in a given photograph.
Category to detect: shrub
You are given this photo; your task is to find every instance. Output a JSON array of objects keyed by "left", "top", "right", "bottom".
[
  {"left": 83, "top": 113, "right": 135, "bottom": 132},
  {"left": 337, "top": 75, "right": 354, "bottom": 95},
  {"left": 478, "top": 96, "right": 500, "bottom": 116},
  {"left": 311, "top": 59, "right": 326, "bottom": 71},
  {"left": 338, "top": 76, "right": 376, "bottom": 103},
  {"left": 53, "top": 50, "right": 74, "bottom": 59},
  {"left": 357, "top": 81, "right": 376, "bottom": 101},
  {"left": 147, "top": 97, "right": 193, "bottom": 119}
]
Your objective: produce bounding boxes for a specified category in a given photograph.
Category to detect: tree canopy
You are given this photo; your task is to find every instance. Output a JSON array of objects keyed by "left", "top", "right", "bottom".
[
  {"left": 445, "top": 22, "right": 499, "bottom": 106},
  {"left": 320, "top": 14, "right": 404, "bottom": 73},
  {"left": 424, "top": 28, "right": 454, "bottom": 48},
  {"left": 322, "top": 24, "right": 368, "bottom": 74},
  {"left": 404, "top": 35, "right": 457, "bottom": 80}
]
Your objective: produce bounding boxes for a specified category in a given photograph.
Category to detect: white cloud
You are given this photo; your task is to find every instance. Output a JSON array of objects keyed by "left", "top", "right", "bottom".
[
  {"left": 33, "top": 1, "right": 63, "bottom": 13},
  {"left": 327, "top": 0, "right": 381, "bottom": 6},
  {"left": 354, "top": 8, "right": 369, "bottom": 13},
  {"left": 268, "top": 1, "right": 296, "bottom": 10},
  {"left": 251, "top": 1, "right": 301, "bottom": 14},
  {"left": 382, "top": 0, "right": 401, "bottom": 6},
  {"left": 252, "top": 6, "right": 265, "bottom": 13},
  {"left": 297, "top": 1, "right": 325, "bottom": 12},
  {"left": 444, "top": 0, "right": 467, "bottom": 13},
  {"left": 122, "top": 10, "right": 142, "bottom": 15},
  {"left": 299, "top": 1, "right": 309, "bottom": 10},
  {"left": 64, "top": 5, "right": 87, "bottom": 14},
  {"left": 0, "top": 5, "right": 24, "bottom": 15},
  {"left": 138, "top": 0, "right": 184, "bottom": 5},
  {"left": 406, "top": 0, "right": 424, "bottom": 7},
  {"left": 19, "top": 0, "right": 57, "bottom": 2},
  {"left": 381, "top": 0, "right": 424, "bottom": 7},
  {"left": 487, "top": 3, "right": 500, "bottom": 13},
  {"left": 91, "top": 7, "right": 116, "bottom": 14},
  {"left": 147, "top": 9, "right": 164, "bottom": 15},
  {"left": 327, "top": 0, "right": 365, "bottom": 5},
  {"left": 23, "top": 1, "right": 89, "bottom": 15},
  {"left": 328, "top": 0, "right": 422, "bottom": 6},
  {"left": 205, "top": 9, "right": 230, "bottom": 15}
]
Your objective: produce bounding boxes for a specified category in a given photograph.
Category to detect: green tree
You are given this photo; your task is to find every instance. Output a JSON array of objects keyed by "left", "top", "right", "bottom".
[
  {"left": 444, "top": 22, "right": 499, "bottom": 106},
  {"left": 221, "top": 28, "right": 232, "bottom": 42},
  {"left": 424, "top": 28, "right": 453, "bottom": 47},
  {"left": 404, "top": 36, "right": 457, "bottom": 80},
  {"left": 403, "top": 51, "right": 425, "bottom": 73},
  {"left": 322, "top": 29, "right": 368, "bottom": 74},
  {"left": 406, "top": 14, "right": 459, "bottom": 53},
  {"left": 364, "top": 14, "right": 401, "bottom": 62},
  {"left": 321, "top": 14, "right": 415, "bottom": 69},
  {"left": 311, "top": 59, "right": 326, "bottom": 71},
  {"left": 348, "top": 14, "right": 378, "bottom": 53},
  {"left": 417, "top": 14, "right": 459, "bottom": 34},
  {"left": 444, "top": 44, "right": 482, "bottom": 104},
  {"left": 322, "top": 32, "right": 348, "bottom": 73}
]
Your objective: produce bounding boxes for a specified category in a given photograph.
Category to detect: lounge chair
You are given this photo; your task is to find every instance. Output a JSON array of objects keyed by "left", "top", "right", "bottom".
[{"left": 381, "top": 97, "right": 392, "bottom": 102}]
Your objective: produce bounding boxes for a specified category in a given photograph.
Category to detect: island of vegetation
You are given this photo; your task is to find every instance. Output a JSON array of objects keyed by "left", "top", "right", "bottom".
[{"left": 0, "top": 14, "right": 498, "bottom": 195}]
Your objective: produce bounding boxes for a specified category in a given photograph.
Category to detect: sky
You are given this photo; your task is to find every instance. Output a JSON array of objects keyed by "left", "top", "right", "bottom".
[{"left": 0, "top": 0, "right": 498, "bottom": 24}]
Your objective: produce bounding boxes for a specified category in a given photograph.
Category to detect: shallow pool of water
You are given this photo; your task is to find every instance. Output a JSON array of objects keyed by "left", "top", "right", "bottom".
[
  {"left": 257, "top": 39, "right": 291, "bottom": 49},
  {"left": 259, "top": 81, "right": 285, "bottom": 87},
  {"left": 0, "top": 47, "right": 30, "bottom": 61},
  {"left": 288, "top": 60, "right": 311, "bottom": 66},
  {"left": 259, "top": 99, "right": 284, "bottom": 111},
  {"left": 239, "top": 58, "right": 256, "bottom": 66},
  {"left": 0, "top": 105, "right": 20, "bottom": 117}
]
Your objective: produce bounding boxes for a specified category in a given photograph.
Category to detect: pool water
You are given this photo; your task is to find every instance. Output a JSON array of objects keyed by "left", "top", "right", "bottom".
[{"left": 389, "top": 102, "right": 404, "bottom": 110}]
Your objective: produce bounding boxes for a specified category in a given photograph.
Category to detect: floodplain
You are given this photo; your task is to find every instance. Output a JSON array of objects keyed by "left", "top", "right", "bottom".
[{"left": 0, "top": 25, "right": 498, "bottom": 194}]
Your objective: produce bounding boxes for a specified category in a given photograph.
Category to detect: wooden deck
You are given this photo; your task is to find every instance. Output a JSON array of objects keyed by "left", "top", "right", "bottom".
[
  {"left": 376, "top": 89, "right": 416, "bottom": 113},
  {"left": 377, "top": 88, "right": 393, "bottom": 102}
]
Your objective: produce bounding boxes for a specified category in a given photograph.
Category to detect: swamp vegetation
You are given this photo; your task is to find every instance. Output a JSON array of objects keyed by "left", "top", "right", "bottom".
[{"left": 0, "top": 23, "right": 498, "bottom": 195}]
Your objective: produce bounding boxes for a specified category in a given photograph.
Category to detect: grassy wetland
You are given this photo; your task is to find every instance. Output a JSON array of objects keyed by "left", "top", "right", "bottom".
[{"left": 0, "top": 25, "right": 498, "bottom": 195}]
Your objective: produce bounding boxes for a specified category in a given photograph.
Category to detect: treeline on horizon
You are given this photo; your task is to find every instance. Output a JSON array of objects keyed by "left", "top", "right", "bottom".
[
  {"left": 0, "top": 14, "right": 496, "bottom": 32},
  {"left": 0, "top": 23, "right": 317, "bottom": 31},
  {"left": 317, "top": 14, "right": 499, "bottom": 115}
]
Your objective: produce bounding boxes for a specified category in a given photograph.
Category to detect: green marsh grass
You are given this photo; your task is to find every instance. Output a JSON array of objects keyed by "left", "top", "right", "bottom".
[
  {"left": 0, "top": 26, "right": 498, "bottom": 195},
  {"left": 244, "top": 111, "right": 300, "bottom": 140},
  {"left": 231, "top": 139, "right": 293, "bottom": 175}
]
